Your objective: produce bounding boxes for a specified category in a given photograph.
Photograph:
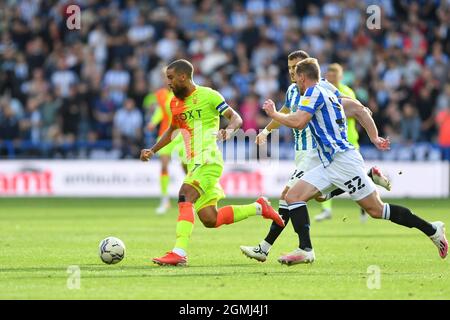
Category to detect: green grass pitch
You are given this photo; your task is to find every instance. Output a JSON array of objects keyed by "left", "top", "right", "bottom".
[{"left": 0, "top": 197, "right": 449, "bottom": 300}]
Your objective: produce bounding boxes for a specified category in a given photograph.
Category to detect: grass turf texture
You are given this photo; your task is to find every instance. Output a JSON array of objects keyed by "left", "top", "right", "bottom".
[{"left": 0, "top": 197, "right": 449, "bottom": 300}]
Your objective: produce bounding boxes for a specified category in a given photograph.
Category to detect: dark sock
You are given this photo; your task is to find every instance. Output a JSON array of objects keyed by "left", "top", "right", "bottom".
[
  {"left": 330, "top": 188, "right": 345, "bottom": 198},
  {"left": 264, "top": 207, "right": 289, "bottom": 245},
  {"left": 288, "top": 202, "right": 312, "bottom": 250},
  {"left": 384, "top": 204, "right": 436, "bottom": 236}
]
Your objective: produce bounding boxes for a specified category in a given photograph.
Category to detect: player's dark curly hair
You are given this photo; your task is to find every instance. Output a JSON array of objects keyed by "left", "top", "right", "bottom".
[
  {"left": 288, "top": 50, "right": 310, "bottom": 61},
  {"left": 167, "top": 59, "right": 194, "bottom": 78}
]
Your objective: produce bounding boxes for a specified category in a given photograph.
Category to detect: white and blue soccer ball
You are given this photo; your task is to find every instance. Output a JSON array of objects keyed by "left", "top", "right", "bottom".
[{"left": 99, "top": 237, "right": 126, "bottom": 264}]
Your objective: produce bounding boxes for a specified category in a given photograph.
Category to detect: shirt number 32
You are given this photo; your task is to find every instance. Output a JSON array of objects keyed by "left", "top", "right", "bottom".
[{"left": 344, "top": 176, "right": 365, "bottom": 195}]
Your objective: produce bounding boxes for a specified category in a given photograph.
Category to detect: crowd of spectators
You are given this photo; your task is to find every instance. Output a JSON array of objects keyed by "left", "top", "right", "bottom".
[{"left": 0, "top": 0, "right": 449, "bottom": 160}]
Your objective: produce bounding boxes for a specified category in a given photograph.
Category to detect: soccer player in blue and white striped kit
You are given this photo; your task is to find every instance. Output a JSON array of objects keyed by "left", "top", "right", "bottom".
[
  {"left": 262, "top": 58, "right": 448, "bottom": 264},
  {"left": 240, "top": 51, "right": 391, "bottom": 262}
]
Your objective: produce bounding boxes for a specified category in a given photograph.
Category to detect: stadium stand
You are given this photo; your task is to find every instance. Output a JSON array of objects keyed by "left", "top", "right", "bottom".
[{"left": 0, "top": 0, "right": 449, "bottom": 161}]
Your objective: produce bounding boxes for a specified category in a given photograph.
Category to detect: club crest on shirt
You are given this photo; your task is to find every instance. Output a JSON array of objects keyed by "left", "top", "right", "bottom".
[{"left": 301, "top": 98, "right": 310, "bottom": 106}]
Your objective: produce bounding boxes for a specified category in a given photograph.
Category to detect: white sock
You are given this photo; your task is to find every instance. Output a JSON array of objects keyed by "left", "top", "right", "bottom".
[
  {"left": 259, "top": 240, "right": 271, "bottom": 253},
  {"left": 172, "top": 248, "right": 187, "bottom": 257},
  {"left": 255, "top": 203, "right": 262, "bottom": 215}
]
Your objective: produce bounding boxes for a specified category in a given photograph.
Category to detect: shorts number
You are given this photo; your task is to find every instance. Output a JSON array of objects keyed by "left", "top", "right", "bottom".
[
  {"left": 344, "top": 176, "right": 365, "bottom": 195},
  {"left": 290, "top": 170, "right": 304, "bottom": 180}
]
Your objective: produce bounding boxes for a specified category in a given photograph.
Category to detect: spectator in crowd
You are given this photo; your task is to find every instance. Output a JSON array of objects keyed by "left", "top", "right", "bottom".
[
  {"left": 88, "top": 23, "right": 108, "bottom": 68},
  {"left": 437, "top": 83, "right": 450, "bottom": 112},
  {"left": 400, "top": 102, "right": 421, "bottom": 144},
  {"left": 231, "top": 63, "right": 254, "bottom": 97},
  {"left": 21, "top": 68, "right": 50, "bottom": 100},
  {"left": 425, "top": 42, "right": 449, "bottom": 85},
  {"left": 113, "top": 97, "right": 143, "bottom": 158},
  {"left": 93, "top": 89, "right": 117, "bottom": 141},
  {"left": 127, "top": 14, "right": 155, "bottom": 45},
  {"left": 19, "top": 97, "right": 41, "bottom": 144},
  {"left": 382, "top": 101, "right": 402, "bottom": 144},
  {"left": 103, "top": 60, "right": 130, "bottom": 106},
  {"left": 240, "top": 93, "right": 262, "bottom": 132},
  {"left": 59, "top": 85, "right": 82, "bottom": 145},
  {"left": 0, "top": 0, "right": 449, "bottom": 161},
  {"left": 0, "top": 102, "right": 20, "bottom": 156},
  {"left": 415, "top": 84, "right": 438, "bottom": 141},
  {"left": 40, "top": 91, "right": 62, "bottom": 145},
  {"left": 50, "top": 58, "right": 79, "bottom": 98},
  {"left": 129, "top": 69, "right": 149, "bottom": 113},
  {"left": 156, "top": 29, "right": 181, "bottom": 62}
]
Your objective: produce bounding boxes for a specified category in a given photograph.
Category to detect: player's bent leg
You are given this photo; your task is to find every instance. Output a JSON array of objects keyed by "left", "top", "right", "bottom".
[
  {"left": 356, "top": 191, "right": 384, "bottom": 219},
  {"left": 178, "top": 183, "right": 201, "bottom": 203},
  {"left": 240, "top": 188, "right": 291, "bottom": 262},
  {"left": 264, "top": 187, "right": 291, "bottom": 239},
  {"left": 197, "top": 205, "right": 219, "bottom": 228},
  {"left": 280, "top": 188, "right": 289, "bottom": 200},
  {"left": 357, "top": 191, "right": 447, "bottom": 259},
  {"left": 183, "top": 163, "right": 280, "bottom": 230},
  {"left": 152, "top": 184, "right": 200, "bottom": 266},
  {"left": 285, "top": 179, "right": 320, "bottom": 204},
  {"left": 207, "top": 197, "right": 284, "bottom": 229}
]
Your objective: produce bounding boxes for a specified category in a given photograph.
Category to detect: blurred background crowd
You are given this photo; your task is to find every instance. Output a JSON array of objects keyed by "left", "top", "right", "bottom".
[{"left": 0, "top": 0, "right": 450, "bottom": 160}]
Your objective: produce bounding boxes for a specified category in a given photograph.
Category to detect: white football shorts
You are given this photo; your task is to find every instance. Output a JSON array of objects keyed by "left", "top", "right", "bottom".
[
  {"left": 285, "top": 149, "right": 323, "bottom": 189},
  {"left": 300, "top": 149, "right": 376, "bottom": 201}
]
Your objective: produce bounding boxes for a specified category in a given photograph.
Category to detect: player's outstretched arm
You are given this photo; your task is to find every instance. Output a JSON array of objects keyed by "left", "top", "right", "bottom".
[
  {"left": 339, "top": 94, "right": 360, "bottom": 104},
  {"left": 140, "top": 125, "right": 176, "bottom": 161},
  {"left": 256, "top": 105, "right": 290, "bottom": 145},
  {"left": 341, "top": 97, "right": 372, "bottom": 117},
  {"left": 341, "top": 98, "right": 390, "bottom": 151},
  {"left": 262, "top": 99, "right": 311, "bottom": 130},
  {"left": 217, "top": 107, "right": 243, "bottom": 141}
]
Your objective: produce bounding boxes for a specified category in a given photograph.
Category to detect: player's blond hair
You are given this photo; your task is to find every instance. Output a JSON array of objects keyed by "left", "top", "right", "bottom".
[
  {"left": 295, "top": 58, "right": 320, "bottom": 81},
  {"left": 327, "top": 63, "right": 343, "bottom": 76}
]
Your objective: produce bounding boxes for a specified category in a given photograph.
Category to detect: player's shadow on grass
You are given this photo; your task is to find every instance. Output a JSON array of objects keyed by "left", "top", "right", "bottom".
[
  {"left": 0, "top": 264, "right": 312, "bottom": 280},
  {"left": 314, "top": 233, "right": 418, "bottom": 238},
  {"left": 0, "top": 262, "right": 277, "bottom": 273}
]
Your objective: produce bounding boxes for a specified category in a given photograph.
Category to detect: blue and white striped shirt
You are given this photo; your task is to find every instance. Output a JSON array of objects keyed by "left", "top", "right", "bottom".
[
  {"left": 299, "top": 84, "right": 354, "bottom": 167},
  {"left": 285, "top": 84, "right": 316, "bottom": 151},
  {"left": 285, "top": 79, "right": 341, "bottom": 151}
]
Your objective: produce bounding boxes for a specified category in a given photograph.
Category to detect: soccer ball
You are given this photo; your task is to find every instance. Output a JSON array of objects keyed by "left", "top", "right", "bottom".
[{"left": 99, "top": 237, "right": 126, "bottom": 264}]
